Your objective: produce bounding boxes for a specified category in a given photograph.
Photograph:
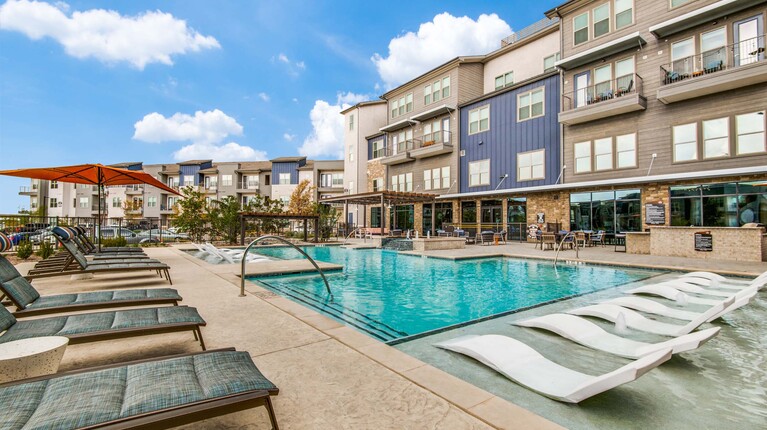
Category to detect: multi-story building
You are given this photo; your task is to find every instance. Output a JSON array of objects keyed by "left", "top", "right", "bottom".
[{"left": 544, "top": 0, "right": 767, "bottom": 233}]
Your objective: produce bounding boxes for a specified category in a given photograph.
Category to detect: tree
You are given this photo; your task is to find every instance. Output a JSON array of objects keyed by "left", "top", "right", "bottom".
[
  {"left": 122, "top": 199, "right": 143, "bottom": 220},
  {"left": 315, "top": 203, "right": 340, "bottom": 242},
  {"left": 208, "top": 196, "right": 242, "bottom": 244},
  {"left": 287, "top": 179, "right": 315, "bottom": 215},
  {"left": 172, "top": 186, "right": 208, "bottom": 242}
]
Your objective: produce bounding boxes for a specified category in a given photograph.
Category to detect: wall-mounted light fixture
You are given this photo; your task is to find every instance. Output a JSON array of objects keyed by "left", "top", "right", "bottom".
[{"left": 478, "top": 140, "right": 484, "bottom": 145}]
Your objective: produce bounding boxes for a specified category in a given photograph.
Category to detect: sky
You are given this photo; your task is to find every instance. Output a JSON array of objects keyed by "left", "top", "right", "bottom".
[{"left": 0, "top": 0, "right": 562, "bottom": 213}]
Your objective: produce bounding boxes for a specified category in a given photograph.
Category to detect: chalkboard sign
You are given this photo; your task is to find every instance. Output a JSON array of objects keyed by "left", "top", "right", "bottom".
[
  {"left": 645, "top": 203, "right": 666, "bottom": 225},
  {"left": 694, "top": 231, "right": 713, "bottom": 252}
]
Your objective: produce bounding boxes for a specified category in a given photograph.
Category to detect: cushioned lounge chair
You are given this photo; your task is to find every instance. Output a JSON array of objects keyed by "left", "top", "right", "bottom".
[
  {"left": 0, "top": 348, "right": 279, "bottom": 429},
  {"left": 567, "top": 297, "right": 733, "bottom": 336},
  {"left": 73, "top": 226, "right": 145, "bottom": 253},
  {"left": 0, "top": 304, "right": 207, "bottom": 350},
  {"left": 513, "top": 314, "right": 719, "bottom": 359},
  {"left": 19, "top": 231, "right": 173, "bottom": 285},
  {"left": 0, "top": 256, "right": 181, "bottom": 317},
  {"left": 435, "top": 334, "right": 671, "bottom": 403}
]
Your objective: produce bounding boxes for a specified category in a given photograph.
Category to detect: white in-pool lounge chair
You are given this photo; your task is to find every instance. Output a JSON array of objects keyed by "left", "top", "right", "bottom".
[
  {"left": 681, "top": 270, "right": 766, "bottom": 287},
  {"left": 626, "top": 284, "right": 757, "bottom": 321},
  {"left": 567, "top": 297, "right": 733, "bottom": 336},
  {"left": 676, "top": 275, "right": 766, "bottom": 291},
  {"left": 435, "top": 334, "right": 672, "bottom": 403},
  {"left": 603, "top": 297, "right": 706, "bottom": 321},
  {"left": 513, "top": 314, "right": 720, "bottom": 359},
  {"left": 654, "top": 281, "right": 737, "bottom": 298}
]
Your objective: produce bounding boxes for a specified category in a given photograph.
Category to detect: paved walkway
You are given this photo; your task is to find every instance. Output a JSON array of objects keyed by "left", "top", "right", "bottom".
[{"left": 16, "top": 247, "right": 562, "bottom": 430}]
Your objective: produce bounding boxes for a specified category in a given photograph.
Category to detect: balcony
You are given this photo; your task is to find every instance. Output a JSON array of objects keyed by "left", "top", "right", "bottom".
[
  {"left": 649, "top": 0, "right": 765, "bottom": 39},
  {"left": 160, "top": 205, "right": 176, "bottom": 214},
  {"left": 125, "top": 185, "right": 143, "bottom": 195},
  {"left": 198, "top": 185, "right": 218, "bottom": 194},
  {"left": 658, "top": 36, "right": 767, "bottom": 104},
  {"left": 237, "top": 181, "right": 260, "bottom": 192},
  {"left": 559, "top": 74, "right": 646, "bottom": 125},
  {"left": 409, "top": 131, "right": 454, "bottom": 159},
  {"left": 380, "top": 139, "right": 419, "bottom": 166},
  {"left": 18, "top": 185, "right": 39, "bottom": 195}
]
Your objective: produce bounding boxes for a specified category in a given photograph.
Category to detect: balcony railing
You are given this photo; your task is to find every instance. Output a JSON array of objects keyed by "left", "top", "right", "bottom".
[
  {"left": 238, "top": 181, "right": 259, "bottom": 190},
  {"left": 562, "top": 73, "right": 643, "bottom": 111},
  {"left": 413, "top": 130, "right": 452, "bottom": 149},
  {"left": 19, "top": 186, "right": 39, "bottom": 193},
  {"left": 384, "top": 139, "right": 421, "bottom": 157},
  {"left": 660, "top": 35, "right": 766, "bottom": 86}
]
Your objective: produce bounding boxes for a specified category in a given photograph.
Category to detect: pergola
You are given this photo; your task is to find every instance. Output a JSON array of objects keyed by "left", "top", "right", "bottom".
[
  {"left": 239, "top": 212, "right": 320, "bottom": 244},
  {"left": 319, "top": 191, "right": 438, "bottom": 234}
]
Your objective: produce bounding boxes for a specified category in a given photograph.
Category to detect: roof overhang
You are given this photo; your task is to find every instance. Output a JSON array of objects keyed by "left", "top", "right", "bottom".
[
  {"left": 319, "top": 191, "right": 438, "bottom": 205},
  {"left": 438, "top": 165, "right": 767, "bottom": 200},
  {"left": 365, "top": 131, "right": 386, "bottom": 140},
  {"left": 410, "top": 104, "right": 456, "bottom": 122},
  {"left": 650, "top": 0, "right": 766, "bottom": 39},
  {"left": 379, "top": 118, "right": 417, "bottom": 133},
  {"left": 556, "top": 32, "right": 646, "bottom": 70}
]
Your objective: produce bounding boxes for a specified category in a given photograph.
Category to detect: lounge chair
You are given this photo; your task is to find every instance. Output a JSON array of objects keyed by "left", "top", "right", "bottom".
[
  {"left": 626, "top": 284, "right": 757, "bottom": 322},
  {"left": 0, "top": 304, "right": 207, "bottom": 349},
  {"left": 73, "top": 225, "right": 145, "bottom": 253},
  {"left": 435, "top": 334, "right": 671, "bottom": 403},
  {"left": 603, "top": 297, "right": 709, "bottom": 321},
  {"left": 513, "top": 314, "right": 719, "bottom": 359},
  {"left": 19, "top": 231, "right": 173, "bottom": 285},
  {"left": 677, "top": 271, "right": 767, "bottom": 290},
  {"left": 0, "top": 255, "right": 181, "bottom": 317},
  {"left": 0, "top": 348, "right": 279, "bottom": 429},
  {"left": 567, "top": 297, "right": 733, "bottom": 336},
  {"left": 654, "top": 280, "right": 737, "bottom": 298}
]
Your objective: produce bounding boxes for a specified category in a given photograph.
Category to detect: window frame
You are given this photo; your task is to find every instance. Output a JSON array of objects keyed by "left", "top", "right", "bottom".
[
  {"left": 614, "top": 0, "right": 633, "bottom": 30},
  {"left": 573, "top": 12, "right": 590, "bottom": 45},
  {"left": 673, "top": 122, "right": 699, "bottom": 163},
  {"left": 702, "top": 117, "right": 731, "bottom": 159},
  {"left": 468, "top": 159, "right": 491, "bottom": 187},
  {"left": 517, "top": 88, "right": 545, "bottom": 122},
  {"left": 736, "top": 111, "right": 767, "bottom": 155},
  {"left": 517, "top": 149, "right": 546, "bottom": 182},
  {"left": 670, "top": 0, "right": 695, "bottom": 9},
  {"left": 349, "top": 114, "right": 354, "bottom": 131},
  {"left": 574, "top": 141, "right": 593, "bottom": 174},
  {"left": 592, "top": 2, "right": 611, "bottom": 40},
  {"left": 543, "top": 53, "right": 560, "bottom": 73},
  {"left": 615, "top": 133, "right": 638, "bottom": 169},
  {"left": 468, "top": 105, "right": 490, "bottom": 135},
  {"left": 278, "top": 173, "right": 291, "bottom": 185},
  {"left": 594, "top": 137, "right": 614, "bottom": 171}
]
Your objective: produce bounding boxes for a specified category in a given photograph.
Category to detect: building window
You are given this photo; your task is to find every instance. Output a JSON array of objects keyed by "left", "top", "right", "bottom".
[
  {"left": 79, "top": 197, "right": 89, "bottom": 208},
  {"left": 321, "top": 173, "right": 343, "bottom": 187},
  {"left": 391, "top": 93, "right": 413, "bottom": 117},
  {"left": 423, "top": 166, "right": 450, "bottom": 190},
  {"left": 424, "top": 76, "right": 450, "bottom": 105},
  {"left": 390, "top": 174, "right": 412, "bottom": 192},
  {"left": 615, "top": 0, "right": 633, "bottom": 29},
  {"left": 671, "top": 182, "right": 767, "bottom": 227},
  {"left": 575, "top": 141, "right": 592, "bottom": 173},
  {"left": 671, "top": 37, "right": 695, "bottom": 75},
  {"left": 372, "top": 178, "right": 383, "bottom": 192},
  {"left": 264, "top": 174, "right": 271, "bottom": 186},
  {"left": 517, "top": 149, "right": 545, "bottom": 181},
  {"left": 50, "top": 181, "right": 58, "bottom": 189},
  {"left": 278, "top": 173, "right": 291, "bottom": 185},
  {"left": 593, "top": 3, "right": 610, "bottom": 38},
  {"left": 147, "top": 196, "right": 157, "bottom": 207},
  {"left": 349, "top": 146, "right": 354, "bottom": 162},
  {"left": 349, "top": 114, "right": 354, "bottom": 131},
  {"left": 112, "top": 197, "right": 121, "bottom": 208},
  {"left": 615, "top": 57, "right": 635, "bottom": 90},
  {"left": 371, "top": 207, "right": 382, "bottom": 228},
  {"left": 391, "top": 99, "right": 399, "bottom": 118},
  {"left": 543, "top": 53, "right": 560, "bottom": 73},
  {"left": 494, "top": 71, "right": 514, "bottom": 90},
  {"left": 422, "top": 119, "right": 444, "bottom": 143},
  {"left": 440, "top": 166, "right": 450, "bottom": 189},
  {"left": 468, "top": 106, "right": 490, "bottom": 134},
  {"left": 424, "top": 169, "right": 433, "bottom": 191},
  {"left": 574, "top": 12, "right": 589, "bottom": 45},
  {"left": 393, "top": 129, "right": 414, "bottom": 153},
  {"left": 736, "top": 111, "right": 766, "bottom": 155},
  {"left": 204, "top": 176, "right": 217, "bottom": 189},
  {"left": 616, "top": 133, "right": 637, "bottom": 168},
  {"left": 571, "top": 190, "right": 641, "bottom": 233},
  {"left": 518, "top": 88, "right": 544, "bottom": 121},
  {"left": 469, "top": 160, "right": 490, "bottom": 187},
  {"left": 49, "top": 198, "right": 57, "bottom": 208},
  {"left": 372, "top": 139, "right": 386, "bottom": 158},
  {"left": 405, "top": 93, "right": 413, "bottom": 113},
  {"left": 671, "top": 0, "right": 695, "bottom": 8},
  {"left": 348, "top": 181, "right": 354, "bottom": 193},
  {"left": 594, "top": 138, "right": 613, "bottom": 171},
  {"left": 594, "top": 64, "right": 612, "bottom": 97},
  {"left": 221, "top": 175, "right": 232, "bottom": 186},
  {"left": 703, "top": 117, "right": 730, "bottom": 159},
  {"left": 701, "top": 27, "right": 726, "bottom": 69},
  {"left": 673, "top": 123, "right": 698, "bottom": 161}
]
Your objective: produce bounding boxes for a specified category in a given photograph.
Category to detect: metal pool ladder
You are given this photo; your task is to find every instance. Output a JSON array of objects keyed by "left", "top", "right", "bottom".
[
  {"left": 239, "top": 235, "right": 334, "bottom": 300},
  {"left": 553, "top": 231, "right": 580, "bottom": 267}
]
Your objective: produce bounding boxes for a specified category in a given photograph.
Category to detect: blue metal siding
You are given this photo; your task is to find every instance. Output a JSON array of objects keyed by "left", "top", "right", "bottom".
[
  {"left": 367, "top": 135, "right": 386, "bottom": 160},
  {"left": 271, "top": 162, "right": 299, "bottom": 184},
  {"left": 459, "top": 74, "right": 560, "bottom": 194},
  {"left": 179, "top": 165, "right": 201, "bottom": 186},
  {"left": 126, "top": 163, "right": 142, "bottom": 171}
]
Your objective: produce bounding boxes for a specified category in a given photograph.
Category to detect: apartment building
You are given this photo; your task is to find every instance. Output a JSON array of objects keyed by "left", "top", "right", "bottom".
[{"left": 543, "top": 0, "right": 767, "bottom": 233}]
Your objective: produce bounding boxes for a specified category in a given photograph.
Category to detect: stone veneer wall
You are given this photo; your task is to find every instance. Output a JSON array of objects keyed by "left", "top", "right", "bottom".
[
  {"left": 524, "top": 193, "right": 570, "bottom": 230},
  {"left": 626, "top": 232, "right": 650, "bottom": 254},
  {"left": 649, "top": 227, "right": 765, "bottom": 262}
]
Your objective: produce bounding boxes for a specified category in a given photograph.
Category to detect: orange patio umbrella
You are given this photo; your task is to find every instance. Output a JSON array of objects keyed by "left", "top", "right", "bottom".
[{"left": 0, "top": 163, "right": 181, "bottom": 250}]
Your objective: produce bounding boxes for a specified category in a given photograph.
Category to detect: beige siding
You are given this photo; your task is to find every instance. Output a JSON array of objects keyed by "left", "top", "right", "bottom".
[{"left": 483, "top": 31, "right": 560, "bottom": 93}]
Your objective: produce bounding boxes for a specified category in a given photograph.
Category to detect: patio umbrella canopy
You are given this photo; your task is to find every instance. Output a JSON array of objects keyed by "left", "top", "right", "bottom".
[{"left": 0, "top": 163, "right": 181, "bottom": 250}]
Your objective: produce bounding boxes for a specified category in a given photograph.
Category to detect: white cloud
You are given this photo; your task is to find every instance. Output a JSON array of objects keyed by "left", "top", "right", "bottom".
[
  {"left": 298, "top": 92, "right": 368, "bottom": 159},
  {"left": 292, "top": 98, "right": 299, "bottom": 103},
  {"left": 0, "top": 0, "right": 220, "bottom": 69},
  {"left": 258, "top": 92, "right": 270, "bottom": 102},
  {"left": 283, "top": 133, "right": 296, "bottom": 142},
  {"left": 273, "top": 52, "right": 306, "bottom": 76},
  {"left": 133, "top": 109, "right": 243, "bottom": 145},
  {"left": 173, "top": 142, "right": 267, "bottom": 162},
  {"left": 277, "top": 53, "right": 289, "bottom": 63},
  {"left": 371, "top": 12, "right": 511, "bottom": 88}
]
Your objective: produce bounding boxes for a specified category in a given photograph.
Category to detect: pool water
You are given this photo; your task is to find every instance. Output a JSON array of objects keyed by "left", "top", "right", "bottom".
[{"left": 248, "top": 246, "right": 660, "bottom": 342}]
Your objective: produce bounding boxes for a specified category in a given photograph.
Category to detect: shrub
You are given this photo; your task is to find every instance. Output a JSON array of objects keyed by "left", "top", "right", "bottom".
[
  {"left": 16, "top": 240, "right": 33, "bottom": 259},
  {"left": 36, "top": 241, "right": 55, "bottom": 259},
  {"left": 101, "top": 237, "right": 127, "bottom": 247}
]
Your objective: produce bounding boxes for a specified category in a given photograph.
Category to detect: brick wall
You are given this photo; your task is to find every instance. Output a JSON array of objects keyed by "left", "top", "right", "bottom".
[{"left": 649, "top": 226, "right": 764, "bottom": 262}]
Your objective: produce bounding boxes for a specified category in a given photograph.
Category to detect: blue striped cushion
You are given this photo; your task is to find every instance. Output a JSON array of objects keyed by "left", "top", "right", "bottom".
[
  {"left": 52, "top": 226, "right": 71, "bottom": 241},
  {"left": 0, "top": 232, "right": 12, "bottom": 252},
  {"left": 1, "top": 276, "right": 40, "bottom": 308},
  {"left": 0, "top": 305, "right": 18, "bottom": 332}
]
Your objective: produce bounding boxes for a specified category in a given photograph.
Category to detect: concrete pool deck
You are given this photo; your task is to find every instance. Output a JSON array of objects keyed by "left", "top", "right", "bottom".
[{"left": 11, "top": 243, "right": 765, "bottom": 429}]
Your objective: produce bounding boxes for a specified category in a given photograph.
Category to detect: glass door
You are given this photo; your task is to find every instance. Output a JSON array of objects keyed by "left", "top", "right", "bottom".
[
  {"left": 574, "top": 71, "right": 591, "bottom": 108},
  {"left": 734, "top": 17, "right": 763, "bottom": 66}
]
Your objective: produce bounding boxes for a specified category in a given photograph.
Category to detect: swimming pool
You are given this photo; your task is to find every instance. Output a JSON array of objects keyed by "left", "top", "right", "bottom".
[{"left": 247, "top": 246, "right": 661, "bottom": 342}]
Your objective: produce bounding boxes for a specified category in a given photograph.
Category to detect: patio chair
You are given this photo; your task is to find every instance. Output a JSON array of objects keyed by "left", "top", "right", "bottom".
[
  {"left": 560, "top": 233, "right": 574, "bottom": 250},
  {"left": 479, "top": 231, "right": 495, "bottom": 246},
  {"left": 567, "top": 297, "right": 733, "bottom": 337},
  {"left": 0, "top": 254, "right": 181, "bottom": 317},
  {"left": 19, "top": 230, "right": 173, "bottom": 285},
  {"left": 445, "top": 225, "right": 455, "bottom": 237},
  {"left": 513, "top": 314, "right": 719, "bottom": 359},
  {"left": 390, "top": 229, "right": 403, "bottom": 237},
  {"left": 0, "top": 304, "right": 207, "bottom": 349},
  {"left": 590, "top": 230, "right": 605, "bottom": 247},
  {"left": 541, "top": 233, "right": 556, "bottom": 250},
  {"left": 464, "top": 231, "right": 477, "bottom": 245},
  {"left": 574, "top": 231, "right": 587, "bottom": 248},
  {"left": 435, "top": 334, "right": 671, "bottom": 403},
  {"left": 0, "top": 348, "right": 279, "bottom": 429}
]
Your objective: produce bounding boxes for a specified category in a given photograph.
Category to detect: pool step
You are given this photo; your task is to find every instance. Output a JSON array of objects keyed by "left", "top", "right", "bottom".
[{"left": 259, "top": 280, "right": 406, "bottom": 342}]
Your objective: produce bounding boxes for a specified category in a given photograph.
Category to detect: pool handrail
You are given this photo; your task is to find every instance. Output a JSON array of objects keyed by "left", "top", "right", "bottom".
[
  {"left": 343, "top": 227, "right": 369, "bottom": 244},
  {"left": 553, "top": 231, "right": 580, "bottom": 267},
  {"left": 239, "top": 235, "right": 334, "bottom": 300}
]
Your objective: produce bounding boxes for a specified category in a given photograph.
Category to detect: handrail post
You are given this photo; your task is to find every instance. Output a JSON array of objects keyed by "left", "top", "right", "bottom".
[{"left": 240, "top": 235, "right": 334, "bottom": 300}]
